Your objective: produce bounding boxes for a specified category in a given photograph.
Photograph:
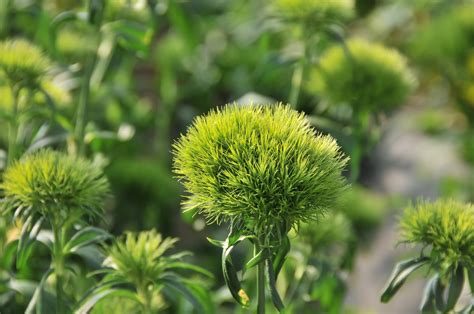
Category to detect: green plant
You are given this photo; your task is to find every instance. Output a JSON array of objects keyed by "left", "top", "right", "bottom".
[
  {"left": 410, "top": 4, "right": 474, "bottom": 127},
  {"left": 381, "top": 199, "right": 474, "bottom": 313},
  {"left": 1, "top": 149, "right": 110, "bottom": 313},
  {"left": 77, "top": 229, "right": 213, "bottom": 314},
  {"left": 173, "top": 103, "right": 347, "bottom": 313},
  {"left": 272, "top": 0, "right": 355, "bottom": 109},
  {"left": 0, "top": 38, "right": 53, "bottom": 165},
  {"left": 308, "top": 38, "right": 415, "bottom": 181}
]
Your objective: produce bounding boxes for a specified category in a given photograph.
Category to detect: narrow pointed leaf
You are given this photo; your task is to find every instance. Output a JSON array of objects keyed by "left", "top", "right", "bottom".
[
  {"left": 162, "top": 277, "right": 207, "bottom": 314},
  {"left": 445, "top": 265, "right": 464, "bottom": 311},
  {"left": 245, "top": 249, "right": 269, "bottom": 270},
  {"left": 272, "top": 235, "right": 291, "bottom": 279},
  {"left": 381, "top": 257, "right": 429, "bottom": 303},
  {"left": 420, "top": 275, "right": 441, "bottom": 313},
  {"left": 166, "top": 262, "right": 213, "bottom": 278},
  {"left": 63, "top": 227, "right": 111, "bottom": 254},
  {"left": 25, "top": 268, "right": 55, "bottom": 314},
  {"left": 266, "top": 258, "right": 284, "bottom": 311},
  {"left": 468, "top": 268, "right": 474, "bottom": 293},
  {"left": 206, "top": 237, "right": 225, "bottom": 248},
  {"left": 75, "top": 288, "right": 140, "bottom": 314}
]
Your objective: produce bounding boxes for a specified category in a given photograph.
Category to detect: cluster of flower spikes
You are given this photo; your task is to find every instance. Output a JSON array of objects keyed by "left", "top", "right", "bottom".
[
  {"left": 173, "top": 103, "right": 348, "bottom": 247},
  {"left": 400, "top": 199, "right": 474, "bottom": 271},
  {"left": 308, "top": 38, "right": 415, "bottom": 113},
  {"left": 1, "top": 149, "right": 109, "bottom": 222},
  {"left": 274, "top": 0, "right": 354, "bottom": 25},
  {"left": 104, "top": 229, "right": 180, "bottom": 288},
  {"left": 0, "top": 39, "right": 51, "bottom": 85}
]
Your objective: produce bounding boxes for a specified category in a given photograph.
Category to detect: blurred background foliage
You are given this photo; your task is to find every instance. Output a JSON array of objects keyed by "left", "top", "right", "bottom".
[{"left": 0, "top": 0, "right": 473, "bottom": 313}]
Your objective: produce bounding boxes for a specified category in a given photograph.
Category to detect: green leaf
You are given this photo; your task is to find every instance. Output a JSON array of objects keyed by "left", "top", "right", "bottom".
[
  {"left": 75, "top": 288, "right": 140, "bottom": 314},
  {"left": 272, "top": 235, "right": 291, "bottom": 279},
  {"left": 102, "top": 20, "right": 152, "bottom": 56},
  {"left": 445, "top": 265, "right": 464, "bottom": 311},
  {"left": 25, "top": 268, "right": 55, "bottom": 314},
  {"left": 468, "top": 268, "right": 474, "bottom": 293},
  {"left": 245, "top": 249, "right": 269, "bottom": 270},
  {"left": 220, "top": 227, "right": 252, "bottom": 307},
  {"left": 206, "top": 237, "right": 225, "bottom": 248},
  {"left": 71, "top": 245, "right": 106, "bottom": 269},
  {"left": 17, "top": 217, "right": 44, "bottom": 269},
  {"left": 6, "top": 278, "right": 37, "bottom": 297},
  {"left": 266, "top": 258, "right": 284, "bottom": 312},
  {"left": 380, "top": 257, "right": 429, "bottom": 303},
  {"left": 162, "top": 276, "right": 208, "bottom": 314},
  {"left": 166, "top": 262, "right": 213, "bottom": 278},
  {"left": 420, "top": 274, "right": 443, "bottom": 313},
  {"left": 63, "top": 227, "right": 111, "bottom": 255}
]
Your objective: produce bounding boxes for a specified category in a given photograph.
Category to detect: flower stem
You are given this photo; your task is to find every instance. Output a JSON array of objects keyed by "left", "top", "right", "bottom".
[
  {"left": 350, "top": 109, "right": 369, "bottom": 183},
  {"left": 53, "top": 226, "right": 65, "bottom": 314},
  {"left": 255, "top": 242, "right": 265, "bottom": 314},
  {"left": 138, "top": 285, "right": 153, "bottom": 314},
  {"left": 7, "top": 84, "right": 20, "bottom": 165},
  {"left": 75, "top": 56, "right": 95, "bottom": 156},
  {"left": 289, "top": 59, "right": 304, "bottom": 109}
]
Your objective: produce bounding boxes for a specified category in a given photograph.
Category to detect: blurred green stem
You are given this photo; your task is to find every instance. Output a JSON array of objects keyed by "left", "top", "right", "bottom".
[
  {"left": 53, "top": 225, "right": 66, "bottom": 314},
  {"left": 7, "top": 85, "right": 20, "bottom": 165},
  {"left": 350, "top": 109, "right": 370, "bottom": 183},
  {"left": 139, "top": 285, "right": 153, "bottom": 314},
  {"left": 75, "top": 55, "right": 96, "bottom": 156},
  {"left": 289, "top": 58, "right": 305, "bottom": 109},
  {"left": 255, "top": 242, "right": 265, "bottom": 314}
]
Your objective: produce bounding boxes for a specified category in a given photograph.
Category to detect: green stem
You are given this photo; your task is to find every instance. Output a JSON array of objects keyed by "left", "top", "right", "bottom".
[
  {"left": 255, "top": 242, "right": 265, "bottom": 314},
  {"left": 53, "top": 225, "right": 65, "bottom": 314},
  {"left": 139, "top": 285, "right": 153, "bottom": 314},
  {"left": 350, "top": 110, "right": 369, "bottom": 183},
  {"left": 7, "top": 85, "right": 20, "bottom": 165},
  {"left": 288, "top": 59, "right": 304, "bottom": 109},
  {"left": 75, "top": 56, "right": 96, "bottom": 156}
]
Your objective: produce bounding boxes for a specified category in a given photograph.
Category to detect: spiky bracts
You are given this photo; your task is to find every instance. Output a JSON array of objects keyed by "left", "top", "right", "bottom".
[
  {"left": 308, "top": 38, "right": 415, "bottom": 112},
  {"left": 173, "top": 104, "right": 347, "bottom": 246},
  {"left": 1, "top": 149, "right": 109, "bottom": 222},
  {"left": 0, "top": 39, "right": 51, "bottom": 85},
  {"left": 400, "top": 199, "right": 474, "bottom": 269}
]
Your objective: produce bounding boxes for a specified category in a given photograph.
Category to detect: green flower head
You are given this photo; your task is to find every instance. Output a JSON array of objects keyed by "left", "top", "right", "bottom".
[
  {"left": 1, "top": 149, "right": 109, "bottom": 222},
  {"left": 400, "top": 199, "right": 474, "bottom": 269},
  {"left": 104, "top": 230, "right": 180, "bottom": 288},
  {"left": 173, "top": 104, "right": 348, "bottom": 246},
  {"left": 0, "top": 39, "right": 51, "bottom": 85},
  {"left": 274, "top": 0, "right": 354, "bottom": 24},
  {"left": 308, "top": 38, "right": 415, "bottom": 112}
]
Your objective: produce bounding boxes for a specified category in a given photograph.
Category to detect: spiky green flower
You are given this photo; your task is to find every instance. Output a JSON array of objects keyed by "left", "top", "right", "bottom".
[
  {"left": 274, "top": 0, "right": 354, "bottom": 24},
  {"left": 0, "top": 39, "right": 51, "bottom": 85},
  {"left": 308, "top": 38, "right": 415, "bottom": 112},
  {"left": 400, "top": 199, "right": 474, "bottom": 269},
  {"left": 104, "top": 230, "right": 180, "bottom": 288},
  {"left": 173, "top": 104, "right": 348, "bottom": 246},
  {"left": 1, "top": 150, "right": 109, "bottom": 222},
  {"left": 0, "top": 81, "right": 71, "bottom": 111},
  {"left": 88, "top": 229, "right": 211, "bottom": 313}
]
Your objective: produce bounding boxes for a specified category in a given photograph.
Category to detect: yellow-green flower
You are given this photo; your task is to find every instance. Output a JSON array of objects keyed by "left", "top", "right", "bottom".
[
  {"left": 274, "top": 0, "right": 354, "bottom": 24},
  {"left": 400, "top": 199, "right": 474, "bottom": 269},
  {"left": 308, "top": 38, "right": 415, "bottom": 112},
  {"left": 1, "top": 150, "right": 109, "bottom": 222},
  {"left": 173, "top": 104, "right": 348, "bottom": 246},
  {"left": 0, "top": 39, "right": 51, "bottom": 85}
]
